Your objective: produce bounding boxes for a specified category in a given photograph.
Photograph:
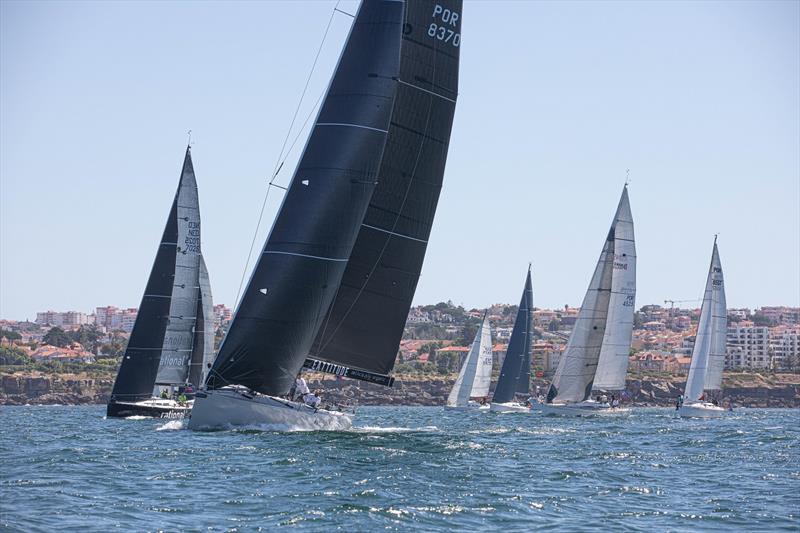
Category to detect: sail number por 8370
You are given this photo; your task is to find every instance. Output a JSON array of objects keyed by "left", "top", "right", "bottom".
[{"left": 428, "top": 4, "right": 460, "bottom": 47}]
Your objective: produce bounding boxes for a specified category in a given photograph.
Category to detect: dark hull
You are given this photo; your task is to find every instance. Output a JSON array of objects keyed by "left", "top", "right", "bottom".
[{"left": 106, "top": 400, "right": 191, "bottom": 420}]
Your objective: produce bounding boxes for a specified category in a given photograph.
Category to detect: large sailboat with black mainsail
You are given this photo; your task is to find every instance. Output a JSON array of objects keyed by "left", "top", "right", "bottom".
[
  {"left": 190, "top": 0, "right": 461, "bottom": 431},
  {"left": 490, "top": 267, "right": 534, "bottom": 413},
  {"left": 541, "top": 185, "right": 635, "bottom": 417},
  {"left": 446, "top": 313, "right": 493, "bottom": 409},
  {"left": 107, "top": 146, "right": 215, "bottom": 419},
  {"left": 677, "top": 237, "right": 727, "bottom": 418}
]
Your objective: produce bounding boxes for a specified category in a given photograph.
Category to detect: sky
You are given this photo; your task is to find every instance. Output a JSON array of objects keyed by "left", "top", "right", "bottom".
[{"left": 1, "top": 0, "right": 798, "bottom": 321}]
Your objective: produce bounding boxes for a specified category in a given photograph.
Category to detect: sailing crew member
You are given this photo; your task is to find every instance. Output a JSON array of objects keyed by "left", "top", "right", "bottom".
[
  {"left": 304, "top": 390, "right": 322, "bottom": 409},
  {"left": 294, "top": 375, "right": 310, "bottom": 402},
  {"left": 160, "top": 389, "right": 169, "bottom": 399}
]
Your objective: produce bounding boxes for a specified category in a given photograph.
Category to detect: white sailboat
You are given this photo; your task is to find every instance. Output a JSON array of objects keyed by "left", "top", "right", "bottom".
[
  {"left": 541, "top": 185, "right": 635, "bottom": 417},
  {"left": 677, "top": 238, "right": 728, "bottom": 418},
  {"left": 446, "top": 314, "right": 493, "bottom": 410}
]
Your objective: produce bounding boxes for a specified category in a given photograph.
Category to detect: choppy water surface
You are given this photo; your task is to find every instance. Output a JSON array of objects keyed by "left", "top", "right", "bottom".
[{"left": 1, "top": 406, "right": 798, "bottom": 531}]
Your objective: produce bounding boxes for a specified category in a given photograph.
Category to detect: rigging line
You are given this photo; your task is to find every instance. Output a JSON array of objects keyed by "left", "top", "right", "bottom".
[
  {"left": 233, "top": 1, "right": 342, "bottom": 309},
  {"left": 317, "top": 30, "right": 443, "bottom": 354}
]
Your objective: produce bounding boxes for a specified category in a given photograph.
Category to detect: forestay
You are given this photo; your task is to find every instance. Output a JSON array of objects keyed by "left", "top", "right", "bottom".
[
  {"left": 592, "top": 186, "right": 636, "bottom": 390},
  {"left": 309, "top": 0, "right": 462, "bottom": 379},
  {"left": 684, "top": 239, "right": 727, "bottom": 402},
  {"left": 206, "top": 0, "right": 404, "bottom": 396}
]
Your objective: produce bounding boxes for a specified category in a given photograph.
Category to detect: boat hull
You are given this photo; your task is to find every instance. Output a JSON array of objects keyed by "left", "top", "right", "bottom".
[
  {"left": 540, "top": 401, "right": 630, "bottom": 418},
  {"left": 489, "top": 402, "right": 530, "bottom": 413},
  {"left": 445, "top": 402, "right": 490, "bottom": 411},
  {"left": 106, "top": 398, "right": 192, "bottom": 419},
  {"left": 188, "top": 388, "right": 353, "bottom": 431},
  {"left": 677, "top": 402, "right": 726, "bottom": 418}
]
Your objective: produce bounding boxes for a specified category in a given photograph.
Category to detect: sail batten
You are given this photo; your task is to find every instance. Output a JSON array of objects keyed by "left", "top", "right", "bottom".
[{"left": 308, "top": 0, "right": 462, "bottom": 377}]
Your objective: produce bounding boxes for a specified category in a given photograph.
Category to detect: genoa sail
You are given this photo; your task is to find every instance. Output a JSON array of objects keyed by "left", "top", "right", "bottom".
[
  {"left": 592, "top": 186, "right": 636, "bottom": 390},
  {"left": 492, "top": 268, "right": 533, "bottom": 404},
  {"left": 110, "top": 146, "right": 201, "bottom": 402},
  {"left": 447, "top": 314, "right": 492, "bottom": 407},
  {"left": 309, "top": 0, "right": 462, "bottom": 379},
  {"left": 188, "top": 255, "right": 214, "bottom": 388},
  {"left": 684, "top": 239, "right": 727, "bottom": 402},
  {"left": 206, "top": 0, "right": 404, "bottom": 396}
]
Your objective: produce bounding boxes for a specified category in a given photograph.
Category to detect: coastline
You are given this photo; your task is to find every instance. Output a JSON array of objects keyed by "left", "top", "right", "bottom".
[{"left": 1, "top": 371, "right": 798, "bottom": 408}]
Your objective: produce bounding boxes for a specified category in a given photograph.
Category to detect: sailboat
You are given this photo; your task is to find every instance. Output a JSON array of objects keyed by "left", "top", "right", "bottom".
[
  {"left": 677, "top": 238, "right": 727, "bottom": 418},
  {"left": 541, "top": 185, "right": 635, "bottom": 417},
  {"left": 446, "top": 313, "right": 492, "bottom": 410},
  {"left": 490, "top": 267, "right": 533, "bottom": 413},
  {"left": 189, "top": 0, "right": 461, "bottom": 431},
  {"left": 107, "top": 146, "right": 215, "bottom": 419}
]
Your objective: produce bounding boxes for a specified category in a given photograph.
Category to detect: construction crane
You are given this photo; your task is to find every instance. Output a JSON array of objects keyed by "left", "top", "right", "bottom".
[{"left": 664, "top": 299, "right": 701, "bottom": 318}]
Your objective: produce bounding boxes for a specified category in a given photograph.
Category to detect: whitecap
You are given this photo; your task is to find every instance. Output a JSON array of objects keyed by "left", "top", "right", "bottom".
[{"left": 156, "top": 420, "right": 187, "bottom": 431}]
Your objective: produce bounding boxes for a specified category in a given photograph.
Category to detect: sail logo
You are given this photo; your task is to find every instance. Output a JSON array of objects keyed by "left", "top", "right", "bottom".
[
  {"left": 159, "top": 354, "right": 187, "bottom": 367},
  {"left": 428, "top": 4, "right": 460, "bottom": 47},
  {"left": 613, "top": 261, "right": 628, "bottom": 270}
]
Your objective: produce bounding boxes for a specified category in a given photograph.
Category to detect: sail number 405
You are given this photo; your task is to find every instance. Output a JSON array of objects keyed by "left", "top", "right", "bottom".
[{"left": 428, "top": 4, "right": 460, "bottom": 47}]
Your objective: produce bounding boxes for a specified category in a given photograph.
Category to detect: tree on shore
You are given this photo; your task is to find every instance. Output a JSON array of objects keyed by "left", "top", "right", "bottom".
[{"left": 43, "top": 327, "right": 71, "bottom": 348}]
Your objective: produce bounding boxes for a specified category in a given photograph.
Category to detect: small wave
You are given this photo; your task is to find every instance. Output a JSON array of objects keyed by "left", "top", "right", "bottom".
[
  {"left": 354, "top": 426, "right": 439, "bottom": 434},
  {"left": 124, "top": 415, "right": 151, "bottom": 420},
  {"left": 156, "top": 420, "right": 187, "bottom": 431}
]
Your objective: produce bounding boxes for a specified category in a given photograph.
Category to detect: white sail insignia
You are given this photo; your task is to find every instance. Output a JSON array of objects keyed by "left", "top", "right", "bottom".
[
  {"left": 684, "top": 240, "right": 726, "bottom": 402},
  {"left": 447, "top": 315, "right": 492, "bottom": 407}
]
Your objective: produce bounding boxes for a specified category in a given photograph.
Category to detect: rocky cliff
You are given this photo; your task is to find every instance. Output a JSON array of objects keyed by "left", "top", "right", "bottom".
[{"left": 1, "top": 371, "right": 798, "bottom": 408}]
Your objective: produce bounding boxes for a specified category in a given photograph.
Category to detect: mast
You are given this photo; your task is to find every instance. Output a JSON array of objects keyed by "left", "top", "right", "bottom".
[
  {"left": 206, "top": 0, "right": 404, "bottom": 396},
  {"left": 593, "top": 185, "right": 636, "bottom": 390},
  {"left": 110, "top": 146, "right": 199, "bottom": 402},
  {"left": 547, "top": 221, "right": 615, "bottom": 404},
  {"left": 492, "top": 267, "right": 533, "bottom": 404},
  {"left": 684, "top": 238, "right": 726, "bottom": 401},
  {"left": 447, "top": 313, "right": 491, "bottom": 407},
  {"left": 308, "top": 0, "right": 462, "bottom": 382}
]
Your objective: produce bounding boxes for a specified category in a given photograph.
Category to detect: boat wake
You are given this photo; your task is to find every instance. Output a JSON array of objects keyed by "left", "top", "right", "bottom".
[
  {"left": 124, "top": 415, "right": 151, "bottom": 420},
  {"left": 156, "top": 420, "right": 188, "bottom": 431},
  {"left": 354, "top": 426, "right": 439, "bottom": 434}
]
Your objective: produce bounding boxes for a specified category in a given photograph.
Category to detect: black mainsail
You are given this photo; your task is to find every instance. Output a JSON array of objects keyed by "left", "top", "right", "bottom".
[
  {"left": 109, "top": 146, "right": 200, "bottom": 403},
  {"left": 206, "top": 0, "right": 404, "bottom": 396},
  {"left": 492, "top": 267, "right": 534, "bottom": 404},
  {"left": 308, "top": 0, "right": 462, "bottom": 381}
]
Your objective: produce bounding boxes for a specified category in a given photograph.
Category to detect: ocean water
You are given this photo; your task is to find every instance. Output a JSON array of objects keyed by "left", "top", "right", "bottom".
[{"left": 1, "top": 406, "right": 798, "bottom": 532}]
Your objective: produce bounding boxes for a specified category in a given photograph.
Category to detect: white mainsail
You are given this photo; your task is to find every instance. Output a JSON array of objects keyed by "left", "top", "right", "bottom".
[
  {"left": 447, "top": 315, "right": 492, "bottom": 407},
  {"left": 593, "top": 187, "right": 636, "bottom": 390},
  {"left": 154, "top": 160, "right": 201, "bottom": 385},
  {"left": 684, "top": 239, "right": 727, "bottom": 401}
]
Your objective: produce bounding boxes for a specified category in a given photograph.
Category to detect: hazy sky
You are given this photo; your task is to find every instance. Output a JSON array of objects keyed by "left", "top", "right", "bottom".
[{"left": 1, "top": 0, "right": 798, "bottom": 321}]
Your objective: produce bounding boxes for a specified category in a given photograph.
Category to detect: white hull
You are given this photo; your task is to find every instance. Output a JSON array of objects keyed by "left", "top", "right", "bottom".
[
  {"left": 540, "top": 401, "right": 631, "bottom": 418},
  {"left": 107, "top": 398, "right": 192, "bottom": 419},
  {"left": 445, "top": 401, "right": 490, "bottom": 411},
  {"left": 677, "top": 402, "right": 726, "bottom": 418},
  {"left": 489, "top": 402, "right": 530, "bottom": 413},
  {"left": 188, "top": 388, "right": 353, "bottom": 431}
]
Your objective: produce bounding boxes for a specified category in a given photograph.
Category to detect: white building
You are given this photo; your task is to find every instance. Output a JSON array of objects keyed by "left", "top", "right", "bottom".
[
  {"left": 726, "top": 324, "right": 770, "bottom": 369},
  {"left": 770, "top": 328, "right": 800, "bottom": 370}
]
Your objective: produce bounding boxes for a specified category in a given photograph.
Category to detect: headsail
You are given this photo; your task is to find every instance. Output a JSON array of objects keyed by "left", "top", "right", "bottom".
[
  {"left": 309, "top": 0, "right": 462, "bottom": 379},
  {"left": 592, "top": 186, "right": 636, "bottom": 390},
  {"left": 206, "top": 0, "right": 404, "bottom": 396},
  {"left": 110, "top": 146, "right": 199, "bottom": 402},
  {"left": 492, "top": 268, "right": 533, "bottom": 404},
  {"left": 188, "top": 255, "right": 214, "bottom": 388},
  {"left": 447, "top": 314, "right": 492, "bottom": 407},
  {"left": 547, "top": 226, "right": 615, "bottom": 404},
  {"left": 684, "top": 239, "right": 726, "bottom": 401}
]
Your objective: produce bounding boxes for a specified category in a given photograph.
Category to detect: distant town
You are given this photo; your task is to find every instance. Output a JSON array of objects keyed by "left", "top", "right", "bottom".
[{"left": 1, "top": 302, "right": 798, "bottom": 376}]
